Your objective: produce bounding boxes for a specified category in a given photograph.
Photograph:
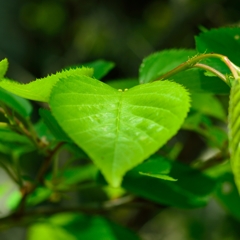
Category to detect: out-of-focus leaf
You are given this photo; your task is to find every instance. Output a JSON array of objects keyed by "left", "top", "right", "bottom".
[
  {"left": 28, "top": 213, "right": 140, "bottom": 240},
  {"left": 190, "top": 93, "right": 226, "bottom": 121},
  {"left": 0, "top": 88, "right": 32, "bottom": 118},
  {"left": 107, "top": 78, "right": 139, "bottom": 89},
  {"left": 27, "top": 187, "right": 52, "bottom": 206},
  {"left": 0, "top": 58, "right": 8, "bottom": 78},
  {"left": 139, "top": 172, "right": 177, "bottom": 181},
  {"left": 215, "top": 173, "right": 240, "bottom": 221},
  {"left": 204, "top": 162, "right": 240, "bottom": 221},
  {"left": 196, "top": 27, "right": 240, "bottom": 74},
  {"left": 0, "top": 127, "right": 35, "bottom": 155},
  {"left": 39, "top": 108, "right": 71, "bottom": 142},
  {"left": 121, "top": 156, "right": 216, "bottom": 208},
  {"left": 172, "top": 69, "right": 230, "bottom": 94},
  {"left": 183, "top": 112, "right": 227, "bottom": 149},
  {"left": 83, "top": 60, "right": 115, "bottom": 79},
  {"left": 46, "top": 164, "right": 98, "bottom": 190}
]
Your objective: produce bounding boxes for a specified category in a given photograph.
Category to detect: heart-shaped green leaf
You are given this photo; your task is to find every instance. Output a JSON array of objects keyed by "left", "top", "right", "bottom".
[{"left": 50, "top": 75, "right": 190, "bottom": 187}]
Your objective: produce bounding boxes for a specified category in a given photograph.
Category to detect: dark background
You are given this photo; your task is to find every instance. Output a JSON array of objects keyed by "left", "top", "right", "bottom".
[
  {"left": 0, "top": 0, "right": 240, "bottom": 239},
  {"left": 0, "top": 0, "right": 239, "bottom": 83}
]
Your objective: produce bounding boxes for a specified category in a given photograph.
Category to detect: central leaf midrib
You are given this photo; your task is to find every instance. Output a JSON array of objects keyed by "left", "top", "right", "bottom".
[{"left": 111, "top": 92, "right": 124, "bottom": 177}]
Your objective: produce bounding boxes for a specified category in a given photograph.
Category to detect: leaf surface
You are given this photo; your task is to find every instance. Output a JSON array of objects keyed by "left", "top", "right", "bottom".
[
  {"left": 50, "top": 75, "right": 190, "bottom": 187},
  {"left": 0, "top": 88, "right": 32, "bottom": 117},
  {"left": 0, "top": 58, "right": 8, "bottom": 78},
  {"left": 121, "top": 156, "right": 216, "bottom": 208},
  {"left": 196, "top": 27, "right": 240, "bottom": 74},
  {"left": 139, "top": 49, "right": 196, "bottom": 84},
  {"left": 0, "top": 67, "right": 93, "bottom": 102},
  {"left": 139, "top": 49, "right": 230, "bottom": 94},
  {"left": 83, "top": 60, "right": 115, "bottom": 79},
  {"left": 228, "top": 80, "right": 240, "bottom": 192}
]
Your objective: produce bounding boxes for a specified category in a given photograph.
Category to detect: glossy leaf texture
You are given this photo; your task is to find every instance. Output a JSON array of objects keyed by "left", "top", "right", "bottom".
[
  {"left": 0, "top": 67, "right": 93, "bottom": 102},
  {"left": 0, "top": 87, "right": 32, "bottom": 118},
  {"left": 196, "top": 27, "right": 240, "bottom": 74},
  {"left": 0, "top": 58, "right": 8, "bottom": 78},
  {"left": 139, "top": 49, "right": 196, "bottom": 84},
  {"left": 50, "top": 75, "right": 190, "bottom": 187},
  {"left": 28, "top": 213, "right": 140, "bottom": 240},
  {"left": 228, "top": 80, "right": 240, "bottom": 193},
  {"left": 121, "top": 156, "right": 216, "bottom": 208}
]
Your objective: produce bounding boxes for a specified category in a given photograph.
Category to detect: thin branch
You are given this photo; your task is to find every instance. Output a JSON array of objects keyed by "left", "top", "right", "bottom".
[
  {"left": 193, "top": 63, "right": 227, "bottom": 83},
  {"left": 154, "top": 53, "right": 240, "bottom": 83}
]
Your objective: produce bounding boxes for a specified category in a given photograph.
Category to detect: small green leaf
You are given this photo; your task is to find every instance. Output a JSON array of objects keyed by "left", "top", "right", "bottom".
[
  {"left": 0, "top": 127, "right": 35, "bottom": 155},
  {"left": 0, "top": 58, "right": 8, "bottom": 78},
  {"left": 83, "top": 60, "right": 115, "bottom": 79},
  {"left": 122, "top": 156, "right": 216, "bottom": 208},
  {"left": 139, "top": 172, "right": 177, "bottom": 181},
  {"left": 50, "top": 75, "right": 190, "bottom": 187},
  {"left": 228, "top": 80, "right": 240, "bottom": 193},
  {"left": 0, "top": 67, "right": 93, "bottom": 102},
  {"left": 139, "top": 49, "right": 196, "bottom": 84},
  {"left": 190, "top": 93, "right": 226, "bottom": 121},
  {"left": 27, "top": 187, "right": 52, "bottom": 206},
  {"left": 0, "top": 88, "right": 32, "bottom": 117},
  {"left": 46, "top": 164, "right": 98, "bottom": 190},
  {"left": 196, "top": 27, "right": 240, "bottom": 74},
  {"left": 107, "top": 78, "right": 139, "bottom": 90}
]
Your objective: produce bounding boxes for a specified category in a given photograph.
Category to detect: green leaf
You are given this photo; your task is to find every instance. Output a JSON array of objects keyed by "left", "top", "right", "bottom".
[
  {"left": 0, "top": 67, "right": 93, "bottom": 102},
  {"left": 195, "top": 27, "right": 240, "bottom": 74},
  {"left": 34, "top": 119, "right": 55, "bottom": 142},
  {"left": 139, "top": 49, "right": 230, "bottom": 94},
  {"left": 46, "top": 164, "right": 98, "bottom": 190},
  {"left": 39, "top": 108, "right": 72, "bottom": 142},
  {"left": 50, "top": 75, "right": 190, "bottom": 187},
  {"left": 0, "top": 127, "right": 35, "bottom": 155},
  {"left": 139, "top": 172, "right": 177, "bottom": 181},
  {"left": 83, "top": 60, "right": 115, "bottom": 79},
  {"left": 171, "top": 69, "right": 230, "bottom": 94},
  {"left": 183, "top": 112, "right": 227, "bottom": 148},
  {"left": 139, "top": 49, "right": 197, "bottom": 84},
  {"left": 0, "top": 58, "right": 8, "bottom": 78},
  {"left": 28, "top": 213, "right": 140, "bottom": 240},
  {"left": 0, "top": 87, "right": 32, "bottom": 117},
  {"left": 27, "top": 187, "right": 52, "bottom": 206},
  {"left": 122, "top": 156, "right": 216, "bottom": 208},
  {"left": 190, "top": 93, "right": 226, "bottom": 121},
  {"left": 228, "top": 80, "right": 240, "bottom": 193},
  {"left": 107, "top": 78, "right": 139, "bottom": 89}
]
